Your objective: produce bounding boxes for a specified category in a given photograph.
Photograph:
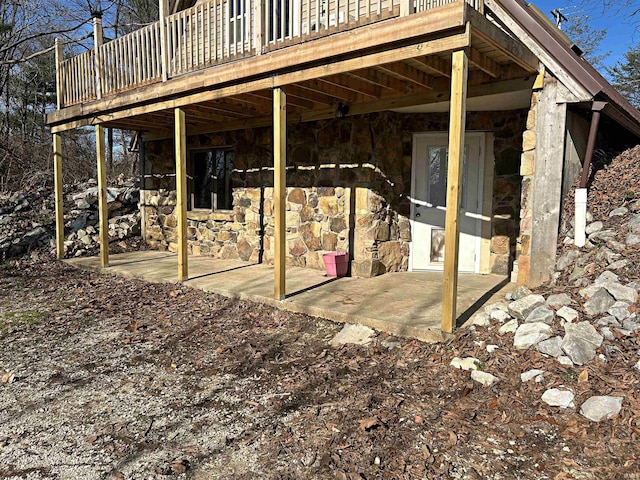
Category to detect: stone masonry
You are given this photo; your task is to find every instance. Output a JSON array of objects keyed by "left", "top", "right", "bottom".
[{"left": 142, "top": 110, "right": 527, "bottom": 276}]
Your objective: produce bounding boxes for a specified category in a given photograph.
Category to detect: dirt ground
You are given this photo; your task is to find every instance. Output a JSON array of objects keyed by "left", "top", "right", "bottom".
[{"left": 1, "top": 258, "right": 639, "bottom": 479}]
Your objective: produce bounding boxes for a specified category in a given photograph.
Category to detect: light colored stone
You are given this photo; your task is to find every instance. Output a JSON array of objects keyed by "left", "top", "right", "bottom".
[
  {"left": 484, "top": 302, "right": 509, "bottom": 315},
  {"left": 490, "top": 310, "right": 512, "bottom": 323},
  {"left": 579, "top": 284, "right": 601, "bottom": 299},
  {"left": 512, "top": 285, "right": 532, "bottom": 300},
  {"left": 626, "top": 233, "right": 640, "bottom": 246},
  {"left": 580, "top": 396, "right": 623, "bottom": 422},
  {"left": 600, "top": 327, "right": 615, "bottom": 341},
  {"left": 450, "top": 357, "right": 481, "bottom": 371},
  {"left": 585, "top": 221, "right": 603, "bottom": 235},
  {"left": 470, "top": 370, "right": 499, "bottom": 387},
  {"left": 557, "top": 355, "right": 574, "bottom": 366},
  {"left": 603, "top": 282, "right": 638, "bottom": 304},
  {"left": 609, "top": 207, "right": 628, "bottom": 217},
  {"left": 498, "top": 319, "right": 518, "bottom": 335},
  {"left": 561, "top": 321, "right": 603, "bottom": 365},
  {"left": 508, "top": 294, "right": 546, "bottom": 320},
  {"left": 471, "top": 313, "right": 490, "bottom": 327},
  {"left": 537, "top": 336, "right": 563, "bottom": 357},
  {"left": 522, "top": 129, "right": 536, "bottom": 151},
  {"left": 556, "top": 306, "right": 579, "bottom": 323},
  {"left": 542, "top": 388, "right": 575, "bottom": 408},
  {"left": 546, "top": 293, "right": 573, "bottom": 308},
  {"left": 330, "top": 324, "right": 375, "bottom": 346},
  {"left": 556, "top": 250, "right": 580, "bottom": 271},
  {"left": 486, "top": 345, "right": 499, "bottom": 353},
  {"left": 513, "top": 322, "right": 552, "bottom": 350},
  {"left": 525, "top": 306, "right": 554, "bottom": 324},
  {"left": 595, "top": 270, "right": 619, "bottom": 285},
  {"left": 608, "top": 301, "right": 632, "bottom": 321},
  {"left": 521, "top": 369, "right": 545, "bottom": 383},
  {"left": 583, "top": 288, "right": 616, "bottom": 316},
  {"left": 607, "top": 259, "right": 629, "bottom": 270}
]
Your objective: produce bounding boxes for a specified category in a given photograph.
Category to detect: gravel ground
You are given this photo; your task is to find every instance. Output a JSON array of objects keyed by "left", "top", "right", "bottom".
[{"left": 1, "top": 258, "right": 639, "bottom": 479}]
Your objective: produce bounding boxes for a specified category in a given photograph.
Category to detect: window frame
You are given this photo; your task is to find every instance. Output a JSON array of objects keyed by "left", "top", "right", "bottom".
[{"left": 187, "top": 147, "right": 235, "bottom": 212}]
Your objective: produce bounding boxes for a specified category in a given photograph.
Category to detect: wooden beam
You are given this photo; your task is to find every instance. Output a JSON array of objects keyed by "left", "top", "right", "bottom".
[
  {"left": 376, "top": 62, "right": 434, "bottom": 89},
  {"left": 53, "top": 133, "right": 64, "bottom": 259},
  {"left": 441, "top": 49, "right": 468, "bottom": 334},
  {"left": 320, "top": 74, "right": 381, "bottom": 98},
  {"left": 467, "top": 7, "right": 538, "bottom": 73},
  {"left": 175, "top": 108, "right": 188, "bottom": 282},
  {"left": 469, "top": 47, "right": 501, "bottom": 78},
  {"left": 273, "top": 88, "right": 286, "bottom": 301},
  {"left": 409, "top": 56, "right": 451, "bottom": 78},
  {"left": 96, "top": 125, "right": 109, "bottom": 268},
  {"left": 348, "top": 68, "right": 408, "bottom": 92}
]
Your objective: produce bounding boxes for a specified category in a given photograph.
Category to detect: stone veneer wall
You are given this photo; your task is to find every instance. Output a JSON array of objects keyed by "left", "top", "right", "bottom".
[
  {"left": 516, "top": 89, "right": 539, "bottom": 284},
  {"left": 142, "top": 110, "right": 527, "bottom": 276}
]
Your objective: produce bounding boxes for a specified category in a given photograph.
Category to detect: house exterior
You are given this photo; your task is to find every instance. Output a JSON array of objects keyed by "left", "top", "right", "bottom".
[{"left": 47, "top": 0, "right": 640, "bottom": 333}]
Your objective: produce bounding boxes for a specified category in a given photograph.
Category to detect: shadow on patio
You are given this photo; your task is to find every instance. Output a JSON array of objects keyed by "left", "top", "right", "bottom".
[{"left": 66, "top": 251, "right": 513, "bottom": 342}]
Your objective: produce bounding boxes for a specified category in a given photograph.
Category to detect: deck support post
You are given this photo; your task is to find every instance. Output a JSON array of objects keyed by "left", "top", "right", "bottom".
[
  {"left": 53, "top": 133, "right": 64, "bottom": 260},
  {"left": 96, "top": 125, "right": 109, "bottom": 268},
  {"left": 441, "top": 49, "right": 468, "bottom": 334},
  {"left": 175, "top": 108, "right": 188, "bottom": 281},
  {"left": 273, "top": 87, "right": 286, "bottom": 300}
]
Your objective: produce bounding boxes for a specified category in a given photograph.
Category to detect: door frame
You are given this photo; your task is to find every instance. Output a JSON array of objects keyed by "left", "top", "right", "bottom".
[{"left": 408, "top": 131, "right": 489, "bottom": 273}]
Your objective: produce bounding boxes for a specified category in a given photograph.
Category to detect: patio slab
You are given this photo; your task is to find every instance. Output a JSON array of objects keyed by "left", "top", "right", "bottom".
[{"left": 66, "top": 251, "right": 513, "bottom": 342}]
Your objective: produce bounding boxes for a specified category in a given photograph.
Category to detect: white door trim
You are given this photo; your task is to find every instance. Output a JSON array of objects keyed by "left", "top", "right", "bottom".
[{"left": 408, "top": 131, "right": 486, "bottom": 273}]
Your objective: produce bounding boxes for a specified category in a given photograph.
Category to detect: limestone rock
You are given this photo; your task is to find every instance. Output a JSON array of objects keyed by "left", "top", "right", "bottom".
[
  {"left": 561, "top": 321, "right": 603, "bottom": 365},
  {"left": 556, "top": 250, "right": 580, "bottom": 271},
  {"left": 498, "top": 319, "right": 518, "bottom": 335},
  {"left": 490, "top": 310, "right": 512, "bottom": 323},
  {"left": 470, "top": 370, "right": 499, "bottom": 387},
  {"left": 537, "top": 336, "right": 563, "bottom": 357},
  {"left": 471, "top": 313, "right": 490, "bottom": 327},
  {"left": 583, "top": 288, "right": 616, "bottom": 316},
  {"left": 513, "top": 322, "right": 552, "bottom": 350},
  {"left": 580, "top": 396, "right": 623, "bottom": 422},
  {"left": 557, "top": 355, "right": 574, "bottom": 366},
  {"left": 595, "top": 271, "right": 619, "bottom": 285},
  {"left": 521, "top": 369, "right": 545, "bottom": 383},
  {"left": 450, "top": 357, "right": 481, "bottom": 371},
  {"left": 508, "top": 294, "right": 546, "bottom": 320},
  {"left": 546, "top": 293, "right": 573, "bottom": 308},
  {"left": 603, "top": 282, "right": 638, "bottom": 304},
  {"left": 608, "top": 301, "right": 632, "bottom": 321},
  {"left": 525, "top": 306, "right": 554, "bottom": 324},
  {"left": 556, "top": 306, "right": 579, "bottom": 323},
  {"left": 609, "top": 207, "right": 628, "bottom": 217},
  {"left": 625, "top": 233, "right": 640, "bottom": 246},
  {"left": 330, "top": 324, "right": 375, "bottom": 346},
  {"left": 585, "top": 221, "right": 603, "bottom": 234},
  {"left": 542, "top": 388, "right": 575, "bottom": 408},
  {"left": 628, "top": 214, "right": 640, "bottom": 234},
  {"left": 511, "top": 285, "right": 532, "bottom": 300}
]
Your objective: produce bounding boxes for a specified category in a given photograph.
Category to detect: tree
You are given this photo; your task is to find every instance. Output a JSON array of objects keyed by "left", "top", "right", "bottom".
[
  {"left": 563, "top": 14, "right": 610, "bottom": 69},
  {"left": 608, "top": 43, "right": 640, "bottom": 108}
]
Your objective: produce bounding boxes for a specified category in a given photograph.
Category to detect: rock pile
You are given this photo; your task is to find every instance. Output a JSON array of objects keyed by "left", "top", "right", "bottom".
[
  {"left": 0, "top": 178, "right": 141, "bottom": 261},
  {"left": 462, "top": 201, "right": 640, "bottom": 424}
]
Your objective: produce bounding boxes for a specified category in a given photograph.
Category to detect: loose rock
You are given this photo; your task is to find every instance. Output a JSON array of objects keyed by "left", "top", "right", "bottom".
[
  {"left": 580, "top": 396, "right": 623, "bottom": 422},
  {"left": 541, "top": 388, "right": 575, "bottom": 408}
]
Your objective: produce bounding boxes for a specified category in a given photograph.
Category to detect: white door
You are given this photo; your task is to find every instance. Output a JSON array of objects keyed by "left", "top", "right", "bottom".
[{"left": 410, "top": 133, "right": 484, "bottom": 272}]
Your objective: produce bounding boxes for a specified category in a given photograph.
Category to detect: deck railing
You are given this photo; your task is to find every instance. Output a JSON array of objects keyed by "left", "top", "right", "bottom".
[{"left": 56, "top": 0, "right": 481, "bottom": 108}]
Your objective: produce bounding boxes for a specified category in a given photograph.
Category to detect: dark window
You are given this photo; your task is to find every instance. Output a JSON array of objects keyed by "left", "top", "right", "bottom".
[{"left": 188, "top": 149, "right": 234, "bottom": 210}]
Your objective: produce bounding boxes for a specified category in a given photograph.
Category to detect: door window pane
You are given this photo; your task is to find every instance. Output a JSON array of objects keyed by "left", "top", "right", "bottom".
[{"left": 426, "top": 145, "right": 469, "bottom": 209}]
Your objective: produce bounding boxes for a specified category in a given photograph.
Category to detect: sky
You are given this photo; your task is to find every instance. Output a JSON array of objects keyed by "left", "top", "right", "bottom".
[{"left": 530, "top": 0, "right": 639, "bottom": 75}]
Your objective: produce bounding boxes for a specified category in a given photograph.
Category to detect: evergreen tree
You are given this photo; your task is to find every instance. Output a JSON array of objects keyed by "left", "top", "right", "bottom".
[{"left": 608, "top": 43, "right": 640, "bottom": 108}]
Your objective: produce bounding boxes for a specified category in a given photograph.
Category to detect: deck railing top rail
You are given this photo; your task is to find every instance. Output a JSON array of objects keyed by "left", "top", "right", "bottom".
[{"left": 56, "top": 0, "right": 482, "bottom": 108}]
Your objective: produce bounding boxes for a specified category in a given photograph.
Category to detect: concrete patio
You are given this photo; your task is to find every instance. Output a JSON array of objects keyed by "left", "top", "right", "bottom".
[{"left": 66, "top": 251, "right": 513, "bottom": 342}]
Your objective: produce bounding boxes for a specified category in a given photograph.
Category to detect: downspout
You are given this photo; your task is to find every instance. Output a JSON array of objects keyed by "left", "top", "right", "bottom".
[{"left": 574, "top": 101, "right": 606, "bottom": 247}]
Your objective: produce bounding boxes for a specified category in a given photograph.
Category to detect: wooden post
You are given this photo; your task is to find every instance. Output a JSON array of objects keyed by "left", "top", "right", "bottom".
[
  {"left": 54, "top": 38, "right": 64, "bottom": 109},
  {"left": 93, "top": 15, "right": 104, "bottom": 99},
  {"left": 400, "top": 0, "right": 412, "bottom": 16},
  {"left": 441, "top": 49, "right": 468, "bottom": 334},
  {"left": 53, "top": 133, "right": 64, "bottom": 260},
  {"left": 96, "top": 125, "right": 110, "bottom": 268},
  {"left": 273, "top": 87, "right": 286, "bottom": 300},
  {"left": 159, "top": 0, "right": 169, "bottom": 81},
  {"left": 175, "top": 108, "right": 188, "bottom": 281}
]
